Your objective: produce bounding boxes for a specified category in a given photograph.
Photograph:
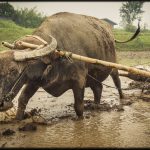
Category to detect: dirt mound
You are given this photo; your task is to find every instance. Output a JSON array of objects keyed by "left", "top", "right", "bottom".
[
  {"left": 18, "top": 123, "right": 37, "bottom": 132},
  {"left": 2, "top": 129, "right": 15, "bottom": 136},
  {"left": 128, "top": 80, "right": 150, "bottom": 102}
]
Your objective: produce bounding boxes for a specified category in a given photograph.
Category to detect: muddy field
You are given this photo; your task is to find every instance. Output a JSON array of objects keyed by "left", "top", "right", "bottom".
[{"left": 0, "top": 51, "right": 150, "bottom": 148}]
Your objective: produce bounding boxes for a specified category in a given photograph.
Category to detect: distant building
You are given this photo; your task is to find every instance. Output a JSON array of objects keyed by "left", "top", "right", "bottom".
[{"left": 101, "top": 18, "right": 117, "bottom": 29}]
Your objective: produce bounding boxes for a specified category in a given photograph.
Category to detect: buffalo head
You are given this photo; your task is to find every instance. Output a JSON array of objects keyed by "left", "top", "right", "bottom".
[{"left": 0, "top": 35, "right": 57, "bottom": 112}]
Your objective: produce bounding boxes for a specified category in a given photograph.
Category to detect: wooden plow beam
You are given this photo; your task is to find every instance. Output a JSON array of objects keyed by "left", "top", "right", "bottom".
[
  {"left": 2, "top": 39, "right": 150, "bottom": 80},
  {"left": 55, "top": 50, "right": 150, "bottom": 79}
]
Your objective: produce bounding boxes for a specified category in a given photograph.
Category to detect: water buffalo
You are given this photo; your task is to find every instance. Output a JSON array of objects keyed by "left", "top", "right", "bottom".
[{"left": 0, "top": 12, "right": 140, "bottom": 120}]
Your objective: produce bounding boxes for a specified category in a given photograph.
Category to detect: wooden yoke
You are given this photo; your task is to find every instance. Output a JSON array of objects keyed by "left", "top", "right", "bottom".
[
  {"left": 2, "top": 34, "right": 150, "bottom": 80},
  {"left": 55, "top": 50, "right": 150, "bottom": 79}
]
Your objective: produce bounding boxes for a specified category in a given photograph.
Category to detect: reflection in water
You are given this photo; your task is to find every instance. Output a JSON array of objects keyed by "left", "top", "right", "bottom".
[{"left": 118, "top": 102, "right": 150, "bottom": 147}]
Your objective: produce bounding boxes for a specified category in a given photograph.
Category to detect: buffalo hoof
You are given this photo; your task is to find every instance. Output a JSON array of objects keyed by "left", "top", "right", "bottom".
[
  {"left": 78, "top": 116, "right": 84, "bottom": 120},
  {"left": 0, "top": 101, "right": 13, "bottom": 112},
  {"left": 120, "top": 94, "right": 125, "bottom": 99},
  {"left": 91, "top": 103, "right": 101, "bottom": 110},
  {"left": 15, "top": 111, "right": 25, "bottom": 121},
  {"left": 71, "top": 116, "right": 84, "bottom": 121},
  {"left": 122, "top": 100, "right": 133, "bottom": 106},
  {"left": 116, "top": 105, "right": 124, "bottom": 111},
  {"left": 84, "top": 103, "right": 100, "bottom": 110},
  {"left": 15, "top": 116, "right": 24, "bottom": 121}
]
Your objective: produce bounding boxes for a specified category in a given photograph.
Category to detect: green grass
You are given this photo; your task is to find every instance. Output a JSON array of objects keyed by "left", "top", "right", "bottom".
[
  {"left": 0, "top": 19, "right": 34, "bottom": 51},
  {"left": 113, "top": 29, "right": 150, "bottom": 51}
]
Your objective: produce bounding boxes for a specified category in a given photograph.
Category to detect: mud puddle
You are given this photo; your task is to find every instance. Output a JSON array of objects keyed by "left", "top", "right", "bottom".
[{"left": 0, "top": 76, "right": 150, "bottom": 148}]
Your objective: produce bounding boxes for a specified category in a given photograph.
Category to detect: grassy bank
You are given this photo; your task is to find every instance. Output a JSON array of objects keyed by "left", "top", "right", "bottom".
[
  {"left": 0, "top": 19, "right": 149, "bottom": 52},
  {"left": 114, "top": 29, "right": 150, "bottom": 51},
  {"left": 0, "top": 20, "right": 34, "bottom": 51}
]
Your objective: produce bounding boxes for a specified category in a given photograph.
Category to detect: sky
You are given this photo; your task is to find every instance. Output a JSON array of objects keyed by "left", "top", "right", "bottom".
[{"left": 8, "top": 1, "right": 150, "bottom": 29}]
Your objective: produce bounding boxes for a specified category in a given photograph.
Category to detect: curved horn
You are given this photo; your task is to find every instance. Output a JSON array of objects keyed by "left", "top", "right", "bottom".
[
  {"left": 2, "top": 41, "right": 15, "bottom": 49},
  {"left": 13, "top": 35, "right": 57, "bottom": 61}
]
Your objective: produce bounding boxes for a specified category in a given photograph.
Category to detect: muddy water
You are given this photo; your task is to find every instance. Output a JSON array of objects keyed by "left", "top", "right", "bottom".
[{"left": 0, "top": 76, "right": 150, "bottom": 148}]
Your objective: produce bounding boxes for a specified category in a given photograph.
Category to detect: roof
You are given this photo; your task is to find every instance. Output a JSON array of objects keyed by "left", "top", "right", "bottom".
[{"left": 101, "top": 18, "right": 117, "bottom": 25}]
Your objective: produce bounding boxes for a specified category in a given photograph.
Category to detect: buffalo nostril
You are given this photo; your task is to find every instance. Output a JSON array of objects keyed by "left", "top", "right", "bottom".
[{"left": 0, "top": 101, "right": 13, "bottom": 112}]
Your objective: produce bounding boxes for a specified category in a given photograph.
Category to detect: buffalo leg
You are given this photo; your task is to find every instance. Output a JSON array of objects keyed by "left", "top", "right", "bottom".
[
  {"left": 90, "top": 83, "right": 103, "bottom": 104},
  {"left": 110, "top": 69, "right": 124, "bottom": 99},
  {"left": 16, "top": 83, "right": 39, "bottom": 120},
  {"left": 72, "top": 84, "right": 85, "bottom": 119}
]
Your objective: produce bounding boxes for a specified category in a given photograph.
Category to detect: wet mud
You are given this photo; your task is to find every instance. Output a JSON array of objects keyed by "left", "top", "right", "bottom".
[
  {"left": 0, "top": 76, "right": 150, "bottom": 148},
  {"left": 18, "top": 123, "right": 37, "bottom": 132},
  {"left": 2, "top": 129, "right": 15, "bottom": 136}
]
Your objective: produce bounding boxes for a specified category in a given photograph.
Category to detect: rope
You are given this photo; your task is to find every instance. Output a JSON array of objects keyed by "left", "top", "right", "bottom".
[
  {"left": 1, "top": 64, "right": 29, "bottom": 103},
  {"left": 17, "top": 35, "right": 48, "bottom": 46},
  {"left": 87, "top": 73, "right": 131, "bottom": 90},
  {"left": 63, "top": 52, "right": 150, "bottom": 91},
  {"left": 63, "top": 54, "right": 131, "bottom": 90},
  {"left": 25, "top": 35, "right": 48, "bottom": 45}
]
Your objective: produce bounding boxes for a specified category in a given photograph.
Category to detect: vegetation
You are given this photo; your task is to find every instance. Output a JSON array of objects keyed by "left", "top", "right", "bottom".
[
  {"left": 113, "top": 28, "right": 150, "bottom": 51},
  {"left": 0, "top": 2, "right": 46, "bottom": 28},
  {"left": 120, "top": 1, "right": 144, "bottom": 32},
  {"left": 13, "top": 7, "right": 46, "bottom": 28},
  {"left": 0, "top": 19, "right": 34, "bottom": 51},
  {"left": 0, "top": 2, "right": 15, "bottom": 18}
]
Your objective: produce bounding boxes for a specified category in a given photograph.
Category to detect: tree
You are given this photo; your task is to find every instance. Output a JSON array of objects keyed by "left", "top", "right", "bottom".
[
  {"left": 143, "top": 23, "right": 148, "bottom": 32},
  {"left": 13, "top": 7, "right": 46, "bottom": 28},
  {"left": 120, "top": 1, "right": 144, "bottom": 31},
  {"left": 0, "top": 2, "right": 46, "bottom": 28},
  {"left": 0, "top": 2, "right": 15, "bottom": 18}
]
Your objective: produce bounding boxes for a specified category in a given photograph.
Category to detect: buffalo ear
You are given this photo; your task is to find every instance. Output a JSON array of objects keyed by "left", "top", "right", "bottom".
[
  {"left": 49, "top": 51, "right": 61, "bottom": 61},
  {"left": 41, "top": 51, "right": 60, "bottom": 64},
  {"left": 2, "top": 41, "right": 14, "bottom": 49},
  {"left": 40, "top": 55, "right": 52, "bottom": 64},
  {"left": 0, "top": 101, "right": 13, "bottom": 112},
  {"left": 41, "top": 65, "right": 53, "bottom": 80}
]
